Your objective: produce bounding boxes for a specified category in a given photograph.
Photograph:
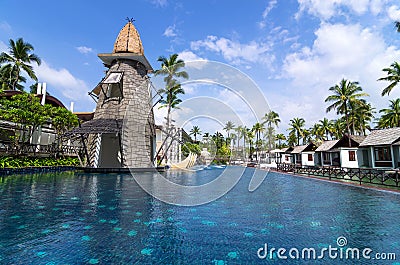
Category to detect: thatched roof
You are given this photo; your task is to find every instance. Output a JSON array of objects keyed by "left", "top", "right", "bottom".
[
  {"left": 68, "top": 118, "right": 123, "bottom": 135},
  {"left": 113, "top": 21, "right": 144, "bottom": 55},
  {"left": 360, "top": 127, "right": 400, "bottom": 147},
  {"left": 291, "top": 143, "right": 316, "bottom": 154},
  {"left": 315, "top": 140, "right": 339, "bottom": 152}
]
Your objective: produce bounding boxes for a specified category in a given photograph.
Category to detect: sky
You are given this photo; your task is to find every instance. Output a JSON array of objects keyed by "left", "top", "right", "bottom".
[{"left": 1, "top": 0, "right": 400, "bottom": 135}]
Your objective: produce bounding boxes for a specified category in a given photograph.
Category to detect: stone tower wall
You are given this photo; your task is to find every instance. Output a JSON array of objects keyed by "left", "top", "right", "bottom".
[{"left": 93, "top": 59, "right": 154, "bottom": 168}]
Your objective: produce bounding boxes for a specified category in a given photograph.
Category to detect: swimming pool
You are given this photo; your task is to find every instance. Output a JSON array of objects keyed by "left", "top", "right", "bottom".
[{"left": 0, "top": 167, "right": 399, "bottom": 264}]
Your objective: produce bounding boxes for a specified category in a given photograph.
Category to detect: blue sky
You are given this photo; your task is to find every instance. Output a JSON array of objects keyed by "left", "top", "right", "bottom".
[{"left": 1, "top": 0, "right": 400, "bottom": 134}]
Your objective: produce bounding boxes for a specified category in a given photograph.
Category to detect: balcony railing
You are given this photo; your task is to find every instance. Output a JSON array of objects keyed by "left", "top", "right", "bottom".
[{"left": 276, "top": 163, "right": 400, "bottom": 188}]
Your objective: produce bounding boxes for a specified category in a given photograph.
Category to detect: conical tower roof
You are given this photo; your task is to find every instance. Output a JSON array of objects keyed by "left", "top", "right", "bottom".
[{"left": 113, "top": 21, "right": 144, "bottom": 55}]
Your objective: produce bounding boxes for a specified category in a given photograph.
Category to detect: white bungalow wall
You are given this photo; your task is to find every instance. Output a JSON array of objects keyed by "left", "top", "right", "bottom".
[
  {"left": 339, "top": 148, "right": 360, "bottom": 168},
  {"left": 301, "top": 152, "right": 315, "bottom": 167}
]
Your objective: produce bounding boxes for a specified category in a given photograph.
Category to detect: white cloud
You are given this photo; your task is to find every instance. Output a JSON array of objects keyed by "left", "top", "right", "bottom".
[
  {"left": 76, "top": 46, "right": 93, "bottom": 54},
  {"left": 387, "top": 5, "right": 400, "bottom": 21},
  {"left": 0, "top": 40, "right": 7, "bottom": 53},
  {"left": 177, "top": 50, "right": 205, "bottom": 62},
  {"left": 258, "top": 0, "right": 278, "bottom": 29},
  {"left": 0, "top": 21, "right": 12, "bottom": 33},
  {"left": 34, "top": 61, "right": 92, "bottom": 109},
  {"left": 190, "top": 36, "right": 274, "bottom": 67},
  {"left": 163, "top": 25, "right": 177, "bottom": 37},
  {"left": 262, "top": 0, "right": 278, "bottom": 18},
  {"left": 150, "top": 0, "right": 167, "bottom": 7},
  {"left": 279, "top": 22, "right": 400, "bottom": 128},
  {"left": 295, "top": 0, "right": 381, "bottom": 20}
]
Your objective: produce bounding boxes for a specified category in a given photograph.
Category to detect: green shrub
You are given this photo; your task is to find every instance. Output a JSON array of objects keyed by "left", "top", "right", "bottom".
[{"left": 0, "top": 156, "right": 79, "bottom": 168}]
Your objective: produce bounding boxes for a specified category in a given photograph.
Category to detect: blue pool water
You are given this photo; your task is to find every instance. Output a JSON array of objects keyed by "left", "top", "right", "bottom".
[{"left": 1, "top": 167, "right": 400, "bottom": 264}]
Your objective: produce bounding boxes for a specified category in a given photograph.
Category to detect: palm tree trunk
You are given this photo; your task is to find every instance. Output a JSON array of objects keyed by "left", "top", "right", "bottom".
[
  {"left": 345, "top": 105, "right": 351, "bottom": 147},
  {"left": 12, "top": 67, "right": 20, "bottom": 91}
]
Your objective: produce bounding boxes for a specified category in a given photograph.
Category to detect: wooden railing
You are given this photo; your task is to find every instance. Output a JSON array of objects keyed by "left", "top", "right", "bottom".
[
  {"left": 276, "top": 163, "right": 400, "bottom": 188},
  {"left": 0, "top": 142, "right": 83, "bottom": 157}
]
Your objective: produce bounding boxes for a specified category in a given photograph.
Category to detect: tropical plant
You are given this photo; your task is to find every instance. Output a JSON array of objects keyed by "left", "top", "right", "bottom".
[
  {"left": 246, "top": 129, "right": 255, "bottom": 161},
  {"left": 48, "top": 106, "right": 79, "bottom": 150},
  {"left": 0, "top": 93, "right": 49, "bottom": 152},
  {"left": 189, "top": 125, "right": 202, "bottom": 142},
  {"left": 0, "top": 64, "right": 27, "bottom": 91},
  {"left": 223, "top": 121, "right": 235, "bottom": 139},
  {"left": 396, "top": 21, "right": 400, "bottom": 33},
  {"left": 155, "top": 54, "right": 188, "bottom": 129},
  {"left": 0, "top": 38, "right": 41, "bottom": 91},
  {"left": 325, "top": 79, "right": 368, "bottom": 146},
  {"left": 263, "top": 110, "right": 280, "bottom": 150},
  {"left": 318, "top": 118, "right": 333, "bottom": 140},
  {"left": 252, "top": 122, "right": 265, "bottom": 162},
  {"left": 378, "top": 62, "right": 400, "bottom": 96},
  {"left": 288, "top": 117, "right": 305, "bottom": 146},
  {"left": 377, "top": 98, "right": 400, "bottom": 128},
  {"left": 275, "top": 133, "right": 286, "bottom": 148},
  {"left": 310, "top": 123, "right": 323, "bottom": 141}
]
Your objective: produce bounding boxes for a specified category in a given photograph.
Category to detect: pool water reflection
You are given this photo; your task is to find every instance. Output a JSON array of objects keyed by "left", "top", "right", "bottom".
[{"left": 0, "top": 167, "right": 399, "bottom": 264}]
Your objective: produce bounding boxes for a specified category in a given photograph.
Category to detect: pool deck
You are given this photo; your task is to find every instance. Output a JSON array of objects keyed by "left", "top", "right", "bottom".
[
  {"left": 79, "top": 166, "right": 168, "bottom": 173},
  {"left": 268, "top": 168, "right": 400, "bottom": 194}
]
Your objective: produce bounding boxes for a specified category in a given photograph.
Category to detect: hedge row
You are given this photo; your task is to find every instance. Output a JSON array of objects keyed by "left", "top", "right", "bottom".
[{"left": 0, "top": 156, "right": 80, "bottom": 168}]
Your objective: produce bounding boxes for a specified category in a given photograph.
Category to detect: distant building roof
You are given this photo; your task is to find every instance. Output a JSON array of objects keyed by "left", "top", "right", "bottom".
[
  {"left": 315, "top": 140, "right": 339, "bottom": 152},
  {"left": 2, "top": 90, "right": 66, "bottom": 108},
  {"left": 333, "top": 134, "right": 367, "bottom": 148},
  {"left": 291, "top": 143, "right": 316, "bottom": 154},
  {"left": 359, "top": 127, "right": 400, "bottom": 147},
  {"left": 74, "top": 112, "right": 94, "bottom": 122}
]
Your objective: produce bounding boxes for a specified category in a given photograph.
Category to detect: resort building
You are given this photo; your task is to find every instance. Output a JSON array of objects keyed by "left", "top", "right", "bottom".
[
  {"left": 0, "top": 89, "right": 76, "bottom": 156},
  {"left": 290, "top": 143, "right": 317, "bottom": 167},
  {"left": 332, "top": 135, "right": 366, "bottom": 168},
  {"left": 282, "top": 147, "right": 293, "bottom": 164},
  {"left": 155, "top": 125, "right": 191, "bottom": 165},
  {"left": 314, "top": 140, "right": 340, "bottom": 167},
  {"left": 359, "top": 127, "right": 400, "bottom": 169},
  {"left": 70, "top": 20, "right": 156, "bottom": 168}
]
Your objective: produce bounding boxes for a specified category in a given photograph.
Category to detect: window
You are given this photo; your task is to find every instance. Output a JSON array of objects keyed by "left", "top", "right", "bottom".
[
  {"left": 101, "top": 72, "right": 123, "bottom": 101},
  {"left": 374, "top": 147, "right": 392, "bottom": 161},
  {"left": 308, "top": 154, "right": 313, "bottom": 161},
  {"left": 285, "top": 155, "right": 289, "bottom": 161},
  {"left": 348, "top": 150, "right": 356, "bottom": 161}
]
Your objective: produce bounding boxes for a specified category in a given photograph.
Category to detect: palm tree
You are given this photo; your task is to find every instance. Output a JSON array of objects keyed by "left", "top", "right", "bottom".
[
  {"left": 0, "top": 64, "right": 26, "bottom": 91},
  {"left": 288, "top": 117, "right": 305, "bottom": 146},
  {"left": 377, "top": 98, "right": 400, "bottom": 128},
  {"left": 287, "top": 132, "right": 297, "bottom": 147},
  {"left": 246, "top": 129, "right": 255, "bottom": 161},
  {"left": 325, "top": 79, "right": 368, "bottom": 146},
  {"left": 378, "top": 62, "right": 400, "bottom": 96},
  {"left": 189, "top": 125, "right": 202, "bottom": 142},
  {"left": 395, "top": 21, "right": 400, "bottom": 33},
  {"left": 275, "top": 133, "right": 286, "bottom": 148},
  {"left": 331, "top": 119, "right": 345, "bottom": 140},
  {"left": 318, "top": 118, "right": 333, "bottom": 140},
  {"left": 155, "top": 54, "right": 188, "bottom": 129},
  {"left": 223, "top": 121, "right": 235, "bottom": 139},
  {"left": 0, "top": 38, "right": 41, "bottom": 91},
  {"left": 263, "top": 110, "right": 280, "bottom": 150},
  {"left": 311, "top": 123, "right": 323, "bottom": 141},
  {"left": 263, "top": 111, "right": 280, "bottom": 128},
  {"left": 252, "top": 122, "right": 265, "bottom": 162},
  {"left": 348, "top": 101, "right": 374, "bottom": 135}
]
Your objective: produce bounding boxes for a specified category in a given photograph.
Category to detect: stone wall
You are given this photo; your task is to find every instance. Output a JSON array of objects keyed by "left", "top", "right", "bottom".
[{"left": 91, "top": 59, "right": 155, "bottom": 168}]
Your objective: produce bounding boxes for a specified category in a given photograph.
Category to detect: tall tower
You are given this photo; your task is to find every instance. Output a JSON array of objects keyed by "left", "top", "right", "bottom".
[{"left": 86, "top": 20, "right": 155, "bottom": 168}]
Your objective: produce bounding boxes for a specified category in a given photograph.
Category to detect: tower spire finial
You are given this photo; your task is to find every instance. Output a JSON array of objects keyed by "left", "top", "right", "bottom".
[{"left": 126, "top": 17, "right": 135, "bottom": 23}]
